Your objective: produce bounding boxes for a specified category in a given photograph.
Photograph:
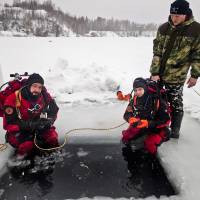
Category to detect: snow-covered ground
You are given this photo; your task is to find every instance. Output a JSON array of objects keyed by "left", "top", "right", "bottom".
[{"left": 0, "top": 37, "right": 200, "bottom": 200}]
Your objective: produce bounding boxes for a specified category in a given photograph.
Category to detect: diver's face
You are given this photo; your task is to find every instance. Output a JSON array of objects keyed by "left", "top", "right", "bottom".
[
  {"left": 30, "top": 83, "right": 43, "bottom": 96},
  {"left": 134, "top": 87, "right": 145, "bottom": 97}
]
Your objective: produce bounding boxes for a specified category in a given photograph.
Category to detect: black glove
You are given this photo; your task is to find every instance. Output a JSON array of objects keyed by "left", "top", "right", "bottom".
[
  {"left": 19, "top": 120, "right": 39, "bottom": 131},
  {"left": 36, "top": 118, "right": 52, "bottom": 131},
  {"left": 19, "top": 118, "right": 53, "bottom": 131}
]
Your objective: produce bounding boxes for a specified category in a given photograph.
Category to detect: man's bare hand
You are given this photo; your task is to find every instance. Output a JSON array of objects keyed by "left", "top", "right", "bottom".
[{"left": 187, "top": 77, "right": 197, "bottom": 88}]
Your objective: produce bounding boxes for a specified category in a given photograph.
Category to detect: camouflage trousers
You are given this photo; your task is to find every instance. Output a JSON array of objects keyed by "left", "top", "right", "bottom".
[{"left": 164, "top": 83, "right": 184, "bottom": 112}]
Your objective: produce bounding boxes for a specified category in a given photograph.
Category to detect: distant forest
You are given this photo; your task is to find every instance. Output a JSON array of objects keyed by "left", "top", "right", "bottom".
[{"left": 0, "top": 0, "right": 158, "bottom": 36}]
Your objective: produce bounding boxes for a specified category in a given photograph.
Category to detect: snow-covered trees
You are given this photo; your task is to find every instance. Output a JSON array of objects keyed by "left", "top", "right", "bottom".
[{"left": 0, "top": 0, "right": 158, "bottom": 37}]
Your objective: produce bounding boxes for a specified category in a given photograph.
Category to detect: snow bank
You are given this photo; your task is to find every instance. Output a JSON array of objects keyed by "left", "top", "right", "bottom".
[{"left": 45, "top": 59, "right": 129, "bottom": 105}]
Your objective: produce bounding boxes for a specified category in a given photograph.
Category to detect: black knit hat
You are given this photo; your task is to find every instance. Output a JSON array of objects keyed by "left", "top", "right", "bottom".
[
  {"left": 133, "top": 78, "right": 147, "bottom": 90},
  {"left": 170, "top": 0, "right": 190, "bottom": 15},
  {"left": 26, "top": 73, "right": 44, "bottom": 86}
]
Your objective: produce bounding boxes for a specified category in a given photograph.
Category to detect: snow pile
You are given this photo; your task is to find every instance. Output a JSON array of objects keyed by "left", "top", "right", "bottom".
[{"left": 45, "top": 59, "right": 126, "bottom": 105}]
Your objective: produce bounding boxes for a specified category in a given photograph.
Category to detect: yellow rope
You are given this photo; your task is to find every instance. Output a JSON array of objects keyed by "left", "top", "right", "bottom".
[
  {"left": 34, "top": 121, "right": 127, "bottom": 151},
  {"left": 0, "top": 122, "right": 127, "bottom": 153},
  {"left": 0, "top": 143, "right": 8, "bottom": 151},
  {"left": 192, "top": 88, "right": 200, "bottom": 97}
]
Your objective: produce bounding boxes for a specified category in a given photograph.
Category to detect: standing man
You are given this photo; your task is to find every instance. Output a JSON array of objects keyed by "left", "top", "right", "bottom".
[{"left": 150, "top": 0, "right": 200, "bottom": 138}]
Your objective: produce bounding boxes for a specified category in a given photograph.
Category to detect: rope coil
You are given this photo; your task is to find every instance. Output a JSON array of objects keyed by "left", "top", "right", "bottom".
[
  {"left": 0, "top": 144, "right": 8, "bottom": 151},
  {"left": 34, "top": 122, "right": 127, "bottom": 151},
  {"left": 0, "top": 122, "right": 127, "bottom": 152},
  {"left": 192, "top": 88, "right": 200, "bottom": 96}
]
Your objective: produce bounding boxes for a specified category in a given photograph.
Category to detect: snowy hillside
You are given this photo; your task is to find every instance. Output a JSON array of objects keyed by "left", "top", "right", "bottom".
[
  {"left": 0, "top": 3, "right": 75, "bottom": 36},
  {"left": 0, "top": 1, "right": 157, "bottom": 37}
]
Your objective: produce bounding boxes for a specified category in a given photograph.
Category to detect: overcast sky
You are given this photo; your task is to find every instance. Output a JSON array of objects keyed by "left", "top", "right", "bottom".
[{"left": 1, "top": 0, "right": 200, "bottom": 23}]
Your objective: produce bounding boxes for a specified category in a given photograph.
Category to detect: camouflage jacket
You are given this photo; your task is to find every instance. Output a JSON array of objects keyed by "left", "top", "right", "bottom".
[{"left": 150, "top": 17, "right": 200, "bottom": 84}]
